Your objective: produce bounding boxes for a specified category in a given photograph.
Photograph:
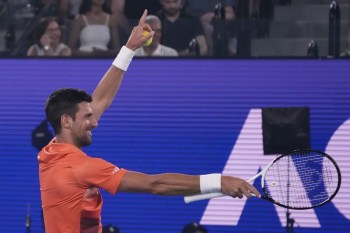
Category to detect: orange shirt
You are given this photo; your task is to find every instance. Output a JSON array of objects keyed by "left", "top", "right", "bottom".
[{"left": 38, "top": 138, "right": 127, "bottom": 233}]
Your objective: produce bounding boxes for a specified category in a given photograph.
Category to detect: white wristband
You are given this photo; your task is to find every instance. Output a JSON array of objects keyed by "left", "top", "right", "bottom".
[
  {"left": 200, "top": 174, "right": 222, "bottom": 194},
  {"left": 112, "top": 46, "right": 135, "bottom": 71}
]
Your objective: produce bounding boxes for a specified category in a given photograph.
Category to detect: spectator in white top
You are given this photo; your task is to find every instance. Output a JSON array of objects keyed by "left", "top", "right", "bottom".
[
  {"left": 135, "top": 15, "right": 178, "bottom": 57},
  {"left": 67, "top": 0, "right": 120, "bottom": 57}
]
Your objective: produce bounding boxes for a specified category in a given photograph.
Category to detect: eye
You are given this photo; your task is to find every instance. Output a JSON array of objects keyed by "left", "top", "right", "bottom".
[{"left": 85, "top": 113, "right": 94, "bottom": 119}]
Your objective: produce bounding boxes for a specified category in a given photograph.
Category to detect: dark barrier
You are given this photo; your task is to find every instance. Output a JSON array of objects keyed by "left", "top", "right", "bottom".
[{"left": 328, "top": 1, "right": 340, "bottom": 57}]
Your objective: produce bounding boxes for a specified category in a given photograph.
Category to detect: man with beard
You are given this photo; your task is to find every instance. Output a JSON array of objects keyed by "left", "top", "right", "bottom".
[
  {"left": 38, "top": 9, "right": 260, "bottom": 233},
  {"left": 157, "top": 0, "right": 208, "bottom": 56}
]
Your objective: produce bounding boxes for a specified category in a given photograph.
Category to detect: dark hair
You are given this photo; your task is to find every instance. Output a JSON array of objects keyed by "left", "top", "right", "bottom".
[
  {"left": 33, "top": 17, "right": 59, "bottom": 46},
  {"left": 79, "top": 0, "right": 111, "bottom": 14},
  {"left": 45, "top": 88, "right": 92, "bottom": 134},
  {"left": 182, "top": 222, "right": 207, "bottom": 233}
]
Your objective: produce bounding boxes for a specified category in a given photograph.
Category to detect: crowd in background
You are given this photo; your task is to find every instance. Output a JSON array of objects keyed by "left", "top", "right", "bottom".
[
  {"left": 3, "top": 0, "right": 350, "bottom": 57},
  {"left": 25, "top": 0, "right": 241, "bottom": 57}
]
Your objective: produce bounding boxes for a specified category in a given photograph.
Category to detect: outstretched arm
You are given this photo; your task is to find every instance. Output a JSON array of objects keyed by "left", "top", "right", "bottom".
[
  {"left": 118, "top": 171, "right": 261, "bottom": 198},
  {"left": 91, "top": 9, "right": 154, "bottom": 121}
]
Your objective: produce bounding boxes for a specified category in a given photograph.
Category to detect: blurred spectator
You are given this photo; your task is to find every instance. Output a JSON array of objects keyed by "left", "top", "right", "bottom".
[
  {"left": 67, "top": 0, "right": 120, "bottom": 57},
  {"left": 31, "top": 0, "right": 58, "bottom": 16},
  {"left": 184, "top": 0, "right": 236, "bottom": 56},
  {"left": 57, "top": 0, "right": 83, "bottom": 44},
  {"left": 135, "top": 15, "right": 178, "bottom": 57},
  {"left": 123, "top": 0, "right": 161, "bottom": 22},
  {"left": 112, "top": 0, "right": 161, "bottom": 46},
  {"left": 58, "top": 0, "right": 130, "bottom": 43},
  {"left": 157, "top": 0, "right": 208, "bottom": 56},
  {"left": 27, "top": 17, "right": 72, "bottom": 56},
  {"left": 249, "top": 0, "right": 260, "bottom": 18},
  {"left": 57, "top": 0, "right": 79, "bottom": 18},
  {"left": 57, "top": 0, "right": 83, "bottom": 24},
  {"left": 182, "top": 222, "right": 207, "bottom": 233},
  {"left": 184, "top": 0, "right": 236, "bottom": 19},
  {"left": 102, "top": 224, "right": 120, "bottom": 233},
  {"left": 108, "top": 0, "right": 132, "bottom": 46}
]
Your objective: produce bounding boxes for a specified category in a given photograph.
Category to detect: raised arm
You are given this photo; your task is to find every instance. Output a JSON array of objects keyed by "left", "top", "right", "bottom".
[{"left": 91, "top": 9, "right": 154, "bottom": 121}]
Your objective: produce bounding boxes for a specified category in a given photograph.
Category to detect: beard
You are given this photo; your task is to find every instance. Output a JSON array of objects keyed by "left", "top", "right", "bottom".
[
  {"left": 77, "top": 136, "right": 91, "bottom": 148},
  {"left": 165, "top": 8, "right": 180, "bottom": 17},
  {"left": 72, "top": 131, "right": 92, "bottom": 148}
]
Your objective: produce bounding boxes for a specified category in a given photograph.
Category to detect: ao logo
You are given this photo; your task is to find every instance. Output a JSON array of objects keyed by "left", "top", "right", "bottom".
[{"left": 200, "top": 109, "right": 350, "bottom": 227}]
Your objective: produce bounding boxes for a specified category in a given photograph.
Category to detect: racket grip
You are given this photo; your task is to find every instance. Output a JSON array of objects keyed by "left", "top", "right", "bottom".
[{"left": 184, "top": 192, "right": 224, "bottom": 203}]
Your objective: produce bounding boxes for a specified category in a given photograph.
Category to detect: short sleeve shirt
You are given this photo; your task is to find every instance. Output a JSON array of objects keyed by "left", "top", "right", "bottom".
[
  {"left": 38, "top": 139, "right": 127, "bottom": 233},
  {"left": 157, "top": 11, "right": 205, "bottom": 52}
]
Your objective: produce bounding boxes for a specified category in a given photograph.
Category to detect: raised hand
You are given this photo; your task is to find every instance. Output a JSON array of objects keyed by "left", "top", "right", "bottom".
[
  {"left": 125, "top": 9, "right": 154, "bottom": 51},
  {"left": 40, "top": 34, "right": 51, "bottom": 49}
]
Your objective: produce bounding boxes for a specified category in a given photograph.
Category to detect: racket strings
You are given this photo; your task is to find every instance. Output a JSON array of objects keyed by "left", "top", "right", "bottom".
[{"left": 263, "top": 151, "right": 339, "bottom": 209}]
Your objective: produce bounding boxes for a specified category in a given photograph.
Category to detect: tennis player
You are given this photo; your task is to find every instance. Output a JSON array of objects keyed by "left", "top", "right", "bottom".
[{"left": 38, "top": 9, "right": 260, "bottom": 233}]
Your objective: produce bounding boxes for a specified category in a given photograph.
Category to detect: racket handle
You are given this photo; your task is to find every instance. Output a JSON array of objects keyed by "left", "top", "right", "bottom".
[
  {"left": 184, "top": 192, "right": 224, "bottom": 203},
  {"left": 184, "top": 192, "right": 258, "bottom": 203}
]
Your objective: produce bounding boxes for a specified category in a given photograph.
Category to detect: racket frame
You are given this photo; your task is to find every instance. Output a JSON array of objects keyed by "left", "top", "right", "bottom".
[
  {"left": 263, "top": 149, "right": 342, "bottom": 210},
  {"left": 184, "top": 149, "right": 342, "bottom": 210}
]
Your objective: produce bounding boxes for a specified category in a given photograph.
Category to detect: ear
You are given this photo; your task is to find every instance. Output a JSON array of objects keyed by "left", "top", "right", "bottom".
[{"left": 61, "top": 114, "right": 73, "bottom": 129}]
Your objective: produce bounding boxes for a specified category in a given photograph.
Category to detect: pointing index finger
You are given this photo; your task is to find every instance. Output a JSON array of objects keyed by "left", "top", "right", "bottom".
[
  {"left": 247, "top": 183, "right": 261, "bottom": 198},
  {"left": 139, "top": 9, "right": 148, "bottom": 26}
]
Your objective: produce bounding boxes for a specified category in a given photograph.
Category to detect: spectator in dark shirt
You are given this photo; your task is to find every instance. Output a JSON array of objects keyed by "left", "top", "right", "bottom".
[
  {"left": 124, "top": 0, "right": 161, "bottom": 23},
  {"left": 157, "top": 0, "right": 208, "bottom": 56}
]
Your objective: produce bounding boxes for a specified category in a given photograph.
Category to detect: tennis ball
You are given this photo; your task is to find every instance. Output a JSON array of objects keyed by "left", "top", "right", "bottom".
[{"left": 143, "top": 30, "right": 153, "bottom": 46}]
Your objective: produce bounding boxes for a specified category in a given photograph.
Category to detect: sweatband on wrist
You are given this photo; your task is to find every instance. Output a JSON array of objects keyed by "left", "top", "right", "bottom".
[
  {"left": 200, "top": 173, "right": 222, "bottom": 194},
  {"left": 112, "top": 46, "right": 135, "bottom": 71}
]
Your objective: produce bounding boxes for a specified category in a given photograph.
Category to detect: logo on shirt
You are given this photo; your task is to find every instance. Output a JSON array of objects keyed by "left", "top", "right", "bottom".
[{"left": 112, "top": 167, "right": 120, "bottom": 174}]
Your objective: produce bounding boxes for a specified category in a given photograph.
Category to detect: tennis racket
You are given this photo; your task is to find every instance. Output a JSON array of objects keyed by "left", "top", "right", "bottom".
[{"left": 184, "top": 149, "right": 341, "bottom": 210}]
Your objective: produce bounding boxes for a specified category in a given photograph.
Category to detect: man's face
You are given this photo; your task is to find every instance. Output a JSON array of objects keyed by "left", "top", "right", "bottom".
[
  {"left": 160, "top": 0, "right": 182, "bottom": 16},
  {"left": 70, "top": 102, "right": 98, "bottom": 148},
  {"left": 149, "top": 20, "right": 162, "bottom": 45}
]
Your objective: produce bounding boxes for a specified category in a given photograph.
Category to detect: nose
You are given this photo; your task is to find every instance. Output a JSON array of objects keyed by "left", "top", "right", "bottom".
[{"left": 91, "top": 117, "right": 98, "bottom": 129}]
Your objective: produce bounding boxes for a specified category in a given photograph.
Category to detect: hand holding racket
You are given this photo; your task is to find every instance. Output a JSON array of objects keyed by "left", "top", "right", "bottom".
[
  {"left": 184, "top": 149, "right": 341, "bottom": 210},
  {"left": 220, "top": 176, "right": 261, "bottom": 199}
]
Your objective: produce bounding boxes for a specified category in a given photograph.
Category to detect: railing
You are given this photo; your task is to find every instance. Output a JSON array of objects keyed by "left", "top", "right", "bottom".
[
  {"left": 328, "top": 0, "right": 340, "bottom": 57},
  {"left": 10, "top": 1, "right": 56, "bottom": 56}
]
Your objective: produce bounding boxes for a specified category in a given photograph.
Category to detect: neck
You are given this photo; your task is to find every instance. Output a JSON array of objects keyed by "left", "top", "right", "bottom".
[
  {"left": 55, "top": 134, "right": 81, "bottom": 148},
  {"left": 55, "top": 134, "right": 68, "bottom": 144},
  {"left": 50, "top": 41, "right": 59, "bottom": 50},
  {"left": 166, "top": 12, "right": 180, "bottom": 22}
]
